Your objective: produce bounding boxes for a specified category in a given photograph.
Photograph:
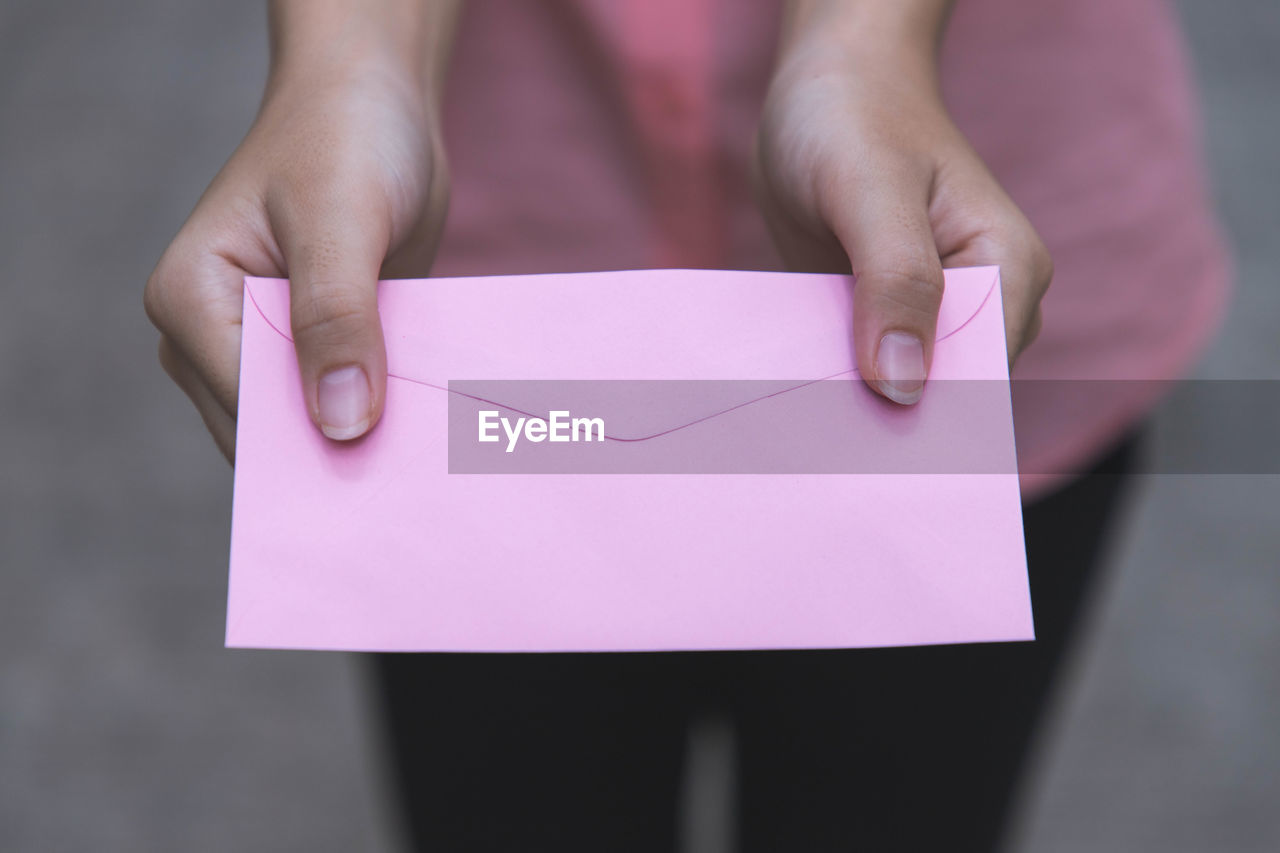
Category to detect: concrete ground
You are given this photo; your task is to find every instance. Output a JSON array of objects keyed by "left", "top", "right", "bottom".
[{"left": 1, "top": 2, "right": 1276, "bottom": 851}]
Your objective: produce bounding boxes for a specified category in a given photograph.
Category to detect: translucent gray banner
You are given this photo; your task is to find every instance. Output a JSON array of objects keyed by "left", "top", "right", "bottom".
[{"left": 443, "top": 379, "right": 1280, "bottom": 475}]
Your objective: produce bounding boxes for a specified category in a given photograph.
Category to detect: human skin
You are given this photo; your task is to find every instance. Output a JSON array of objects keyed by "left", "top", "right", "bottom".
[
  {"left": 144, "top": 0, "right": 460, "bottom": 460},
  {"left": 146, "top": 0, "right": 1051, "bottom": 458},
  {"left": 757, "top": 0, "right": 1052, "bottom": 403}
]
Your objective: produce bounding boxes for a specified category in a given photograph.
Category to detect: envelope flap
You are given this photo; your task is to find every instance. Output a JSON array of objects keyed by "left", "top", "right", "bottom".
[
  {"left": 243, "top": 267, "right": 999, "bottom": 438},
  {"left": 933, "top": 265, "right": 999, "bottom": 343}
]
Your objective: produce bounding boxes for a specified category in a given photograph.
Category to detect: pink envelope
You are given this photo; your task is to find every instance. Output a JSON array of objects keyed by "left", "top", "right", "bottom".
[{"left": 227, "top": 267, "right": 1031, "bottom": 651}]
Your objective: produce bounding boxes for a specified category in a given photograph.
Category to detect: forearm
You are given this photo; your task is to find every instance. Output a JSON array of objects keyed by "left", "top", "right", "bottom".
[{"left": 267, "top": 0, "right": 463, "bottom": 105}]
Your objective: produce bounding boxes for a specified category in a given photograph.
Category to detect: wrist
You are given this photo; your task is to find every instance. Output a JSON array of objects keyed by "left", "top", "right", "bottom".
[
  {"left": 774, "top": 0, "right": 951, "bottom": 97},
  {"left": 266, "top": 0, "right": 459, "bottom": 112}
]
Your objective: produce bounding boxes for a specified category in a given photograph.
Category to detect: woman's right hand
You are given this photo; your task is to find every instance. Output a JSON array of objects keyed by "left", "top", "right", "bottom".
[{"left": 145, "top": 3, "right": 455, "bottom": 462}]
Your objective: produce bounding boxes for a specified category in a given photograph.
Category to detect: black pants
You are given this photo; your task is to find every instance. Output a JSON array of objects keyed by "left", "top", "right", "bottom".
[{"left": 372, "top": 434, "right": 1141, "bottom": 852}]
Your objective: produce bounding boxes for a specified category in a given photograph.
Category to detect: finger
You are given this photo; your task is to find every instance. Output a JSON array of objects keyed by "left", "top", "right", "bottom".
[
  {"left": 269, "top": 185, "right": 390, "bottom": 442},
  {"left": 756, "top": 196, "right": 851, "bottom": 275},
  {"left": 144, "top": 246, "right": 246, "bottom": 419},
  {"left": 159, "top": 337, "right": 237, "bottom": 463},
  {"left": 820, "top": 162, "right": 944, "bottom": 405},
  {"left": 943, "top": 226, "right": 1053, "bottom": 368},
  {"left": 751, "top": 137, "right": 851, "bottom": 275}
]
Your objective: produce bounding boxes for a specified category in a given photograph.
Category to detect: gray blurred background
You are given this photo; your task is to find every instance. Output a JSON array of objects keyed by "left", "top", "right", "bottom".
[{"left": 1, "top": 2, "right": 1276, "bottom": 851}]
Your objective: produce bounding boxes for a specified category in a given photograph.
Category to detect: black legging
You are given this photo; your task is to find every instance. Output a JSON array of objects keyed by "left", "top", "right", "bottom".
[{"left": 372, "top": 432, "right": 1141, "bottom": 852}]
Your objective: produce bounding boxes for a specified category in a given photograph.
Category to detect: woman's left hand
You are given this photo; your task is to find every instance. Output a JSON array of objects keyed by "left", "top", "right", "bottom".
[{"left": 753, "top": 2, "right": 1053, "bottom": 404}]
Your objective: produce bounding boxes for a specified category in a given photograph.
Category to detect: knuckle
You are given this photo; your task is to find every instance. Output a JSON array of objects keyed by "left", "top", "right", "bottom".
[
  {"left": 143, "top": 263, "right": 177, "bottom": 329},
  {"left": 1028, "top": 307, "right": 1044, "bottom": 342},
  {"left": 291, "top": 288, "right": 371, "bottom": 347},
  {"left": 864, "top": 266, "right": 946, "bottom": 307},
  {"left": 1008, "top": 224, "right": 1053, "bottom": 292},
  {"left": 144, "top": 248, "right": 204, "bottom": 331},
  {"left": 156, "top": 337, "right": 198, "bottom": 397},
  {"left": 1032, "top": 240, "right": 1055, "bottom": 291},
  {"left": 156, "top": 337, "right": 180, "bottom": 378},
  {"left": 1020, "top": 307, "right": 1045, "bottom": 354}
]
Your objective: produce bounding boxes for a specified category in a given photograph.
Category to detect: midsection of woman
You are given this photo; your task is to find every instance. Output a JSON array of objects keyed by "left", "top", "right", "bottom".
[{"left": 434, "top": 0, "right": 1230, "bottom": 495}]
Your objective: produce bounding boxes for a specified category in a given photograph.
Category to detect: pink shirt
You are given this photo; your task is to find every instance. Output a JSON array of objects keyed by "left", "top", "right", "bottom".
[{"left": 434, "top": 0, "right": 1231, "bottom": 497}]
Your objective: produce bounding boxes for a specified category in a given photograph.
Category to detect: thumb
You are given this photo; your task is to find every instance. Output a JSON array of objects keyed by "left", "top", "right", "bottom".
[
  {"left": 272, "top": 189, "right": 390, "bottom": 441},
  {"left": 826, "top": 174, "right": 944, "bottom": 406}
]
